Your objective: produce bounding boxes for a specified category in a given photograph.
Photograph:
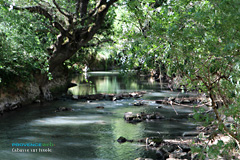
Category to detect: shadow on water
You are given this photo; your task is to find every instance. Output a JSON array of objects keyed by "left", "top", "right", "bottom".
[{"left": 0, "top": 71, "right": 197, "bottom": 160}]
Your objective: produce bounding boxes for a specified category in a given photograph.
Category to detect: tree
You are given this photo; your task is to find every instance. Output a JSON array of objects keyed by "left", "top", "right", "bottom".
[{"left": 1, "top": 0, "right": 118, "bottom": 84}]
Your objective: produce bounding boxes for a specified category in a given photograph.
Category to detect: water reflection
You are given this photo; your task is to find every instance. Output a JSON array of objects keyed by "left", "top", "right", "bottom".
[{"left": 68, "top": 72, "right": 161, "bottom": 96}]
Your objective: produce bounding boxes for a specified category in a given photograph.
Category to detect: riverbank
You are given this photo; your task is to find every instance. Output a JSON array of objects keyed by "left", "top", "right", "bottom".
[{"left": 0, "top": 76, "right": 70, "bottom": 116}]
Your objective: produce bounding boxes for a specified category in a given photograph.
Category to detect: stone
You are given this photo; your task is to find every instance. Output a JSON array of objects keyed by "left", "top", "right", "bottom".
[
  {"left": 55, "top": 107, "right": 72, "bottom": 112},
  {"left": 124, "top": 112, "right": 133, "bottom": 120},
  {"left": 34, "top": 99, "right": 41, "bottom": 103},
  {"left": 146, "top": 137, "right": 163, "bottom": 147},
  {"left": 122, "top": 93, "right": 130, "bottom": 98},
  {"left": 105, "top": 94, "right": 115, "bottom": 100},
  {"left": 133, "top": 101, "right": 144, "bottom": 106},
  {"left": 146, "top": 114, "right": 156, "bottom": 119},
  {"left": 5, "top": 102, "right": 21, "bottom": 111},
  {"left": 72, "top": 95, "right": 79, "bottom": 100},
  {"left": 156, "top": 106, "right": 163, "bottom": 108},
  {"left": 117, "top": 136, "right": 127, "bottom": 143},
  {"left": 96, "top": 106, "right": 104, "bottom": 109},
  {"left": 182, "top": 132, "right": 199, "bottom": 137},
  {"left": 112, "top": 94, "right": 123, "bottom": 101},
  {"left": 124, "top": 112, "right": 142, "bottom": 123}
]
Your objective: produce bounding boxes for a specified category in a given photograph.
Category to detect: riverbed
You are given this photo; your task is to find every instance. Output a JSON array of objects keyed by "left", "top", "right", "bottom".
[{"left": 0, "top": 71, "right": 197, "bottom": 160}]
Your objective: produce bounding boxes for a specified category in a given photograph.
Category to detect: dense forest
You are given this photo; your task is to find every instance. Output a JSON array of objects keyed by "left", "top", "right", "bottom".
[{"left": 0, "top": 0, "right": 240, "bottom": 159}]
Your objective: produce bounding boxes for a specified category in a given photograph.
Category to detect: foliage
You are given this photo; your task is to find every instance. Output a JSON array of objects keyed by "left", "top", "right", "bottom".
[
  {"left": 111, "top": 0, "right": 240, "bottom": 158},
  {"left": 0, "top": 7, "right": 54, "bottom": 87}
]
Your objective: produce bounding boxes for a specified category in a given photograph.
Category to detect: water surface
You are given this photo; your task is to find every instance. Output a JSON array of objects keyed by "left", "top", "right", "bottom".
[{"left": 0, "top": 72, "right": 197, "bottom": 160}]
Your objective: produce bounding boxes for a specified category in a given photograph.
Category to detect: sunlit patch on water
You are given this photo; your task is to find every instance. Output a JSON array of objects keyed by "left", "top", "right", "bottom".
[
  {"left": 18, "top": 136, "right": 38, "bottom": 140},
  {"left": 29, "top": 116, "right": 106, "bottom": 126}
]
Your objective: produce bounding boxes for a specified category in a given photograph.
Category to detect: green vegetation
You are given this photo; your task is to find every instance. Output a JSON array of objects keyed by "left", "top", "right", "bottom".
[
  {"left": 111, "top": 0, "right": 240, "bottom": 158},
  {"left": 0, "top": 0, "right": 239, "bottom": 158},
  {"left": 0, "top": 8, "right": 52, "bottom": 86}
]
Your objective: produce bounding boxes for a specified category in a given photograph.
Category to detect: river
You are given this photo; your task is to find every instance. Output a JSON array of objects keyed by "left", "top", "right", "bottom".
[{"left": 0, "top": 71, "right": 197, "bottom": 160}]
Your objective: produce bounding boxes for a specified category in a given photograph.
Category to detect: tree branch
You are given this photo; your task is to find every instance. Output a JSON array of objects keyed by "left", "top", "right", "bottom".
[{"left": 52, "top": 0, "right": 72, "bottom": 19}]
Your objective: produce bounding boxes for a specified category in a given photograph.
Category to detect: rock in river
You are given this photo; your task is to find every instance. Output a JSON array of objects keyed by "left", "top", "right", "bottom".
[
  {"left": 96, "top": 106, "right": 104, "bottom": 109},
  {"left": 55, "top": 107, "right": 72, "bottom": 112}
]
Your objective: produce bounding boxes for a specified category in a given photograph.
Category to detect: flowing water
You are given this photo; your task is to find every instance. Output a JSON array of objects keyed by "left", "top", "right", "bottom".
[{"left": 0, "top": 72, "right": 197, "bottom": 160}]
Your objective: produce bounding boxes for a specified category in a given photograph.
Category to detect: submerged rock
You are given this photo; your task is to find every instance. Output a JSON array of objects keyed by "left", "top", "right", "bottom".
[
  {"left": 96, "top": 106, "right": 104, "bottom": 109},
  {"left": 117, "top": 136, "right": 127, "bottom": 143},
  {"left": 55, "top": 107, "right": 72, "bottom": 112},
  {"left": 116, "top": 136, "right": 134, "bottom": 143}
]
